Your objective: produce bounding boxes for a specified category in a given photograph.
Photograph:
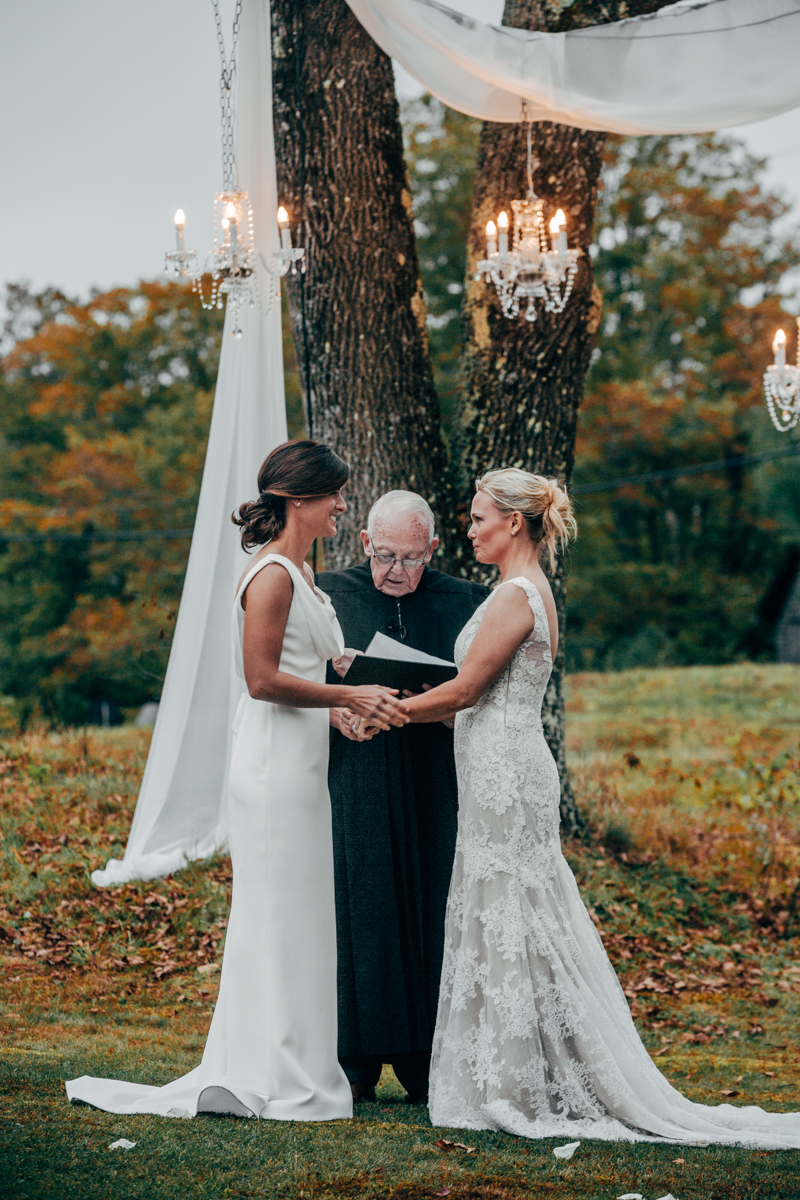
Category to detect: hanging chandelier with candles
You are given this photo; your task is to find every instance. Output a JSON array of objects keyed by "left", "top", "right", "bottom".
[
  {"left": 764, "top": 319, "right": 800, "bottom": 432},
  {"left": 475, "top": 105, "right": 580, "bottom": 323},
  {"left": 163, "top": 1, "right": 303, "bottom": 338}
]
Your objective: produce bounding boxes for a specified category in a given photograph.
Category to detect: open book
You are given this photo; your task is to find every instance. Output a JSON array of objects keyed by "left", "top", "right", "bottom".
[{"left": 342, "top": 631, "right": 457, "bottom": 691}]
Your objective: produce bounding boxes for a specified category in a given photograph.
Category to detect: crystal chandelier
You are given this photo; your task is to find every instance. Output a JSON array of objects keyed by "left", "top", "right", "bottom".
[
  {"left": 475, "top": 105, "right": 579, "bottom": 323},
  {"left": 163, "top": 1, "right": 303, "bottom": 338},
  {"left": 764, "top": 320, "right": 800, "bottom": 432},
  {"left": 165, "top": 195, "right": 303, "bottom": 339}
]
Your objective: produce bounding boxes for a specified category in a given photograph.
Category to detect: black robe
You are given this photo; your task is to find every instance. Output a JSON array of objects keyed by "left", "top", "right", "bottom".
[{"left": 317, "top": 560, "right": 489, "bottom": 1061}]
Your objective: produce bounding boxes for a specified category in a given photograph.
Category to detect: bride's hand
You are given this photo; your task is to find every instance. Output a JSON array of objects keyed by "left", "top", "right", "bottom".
[
  {"left": 348, "top": 715, "right": 385, "bottom": 739},
  {"left": 330, "top": 707, "right": 377, "bottom": 741},
  {"left": 347, "top": 686, "right": 409, "bottom": 727}
]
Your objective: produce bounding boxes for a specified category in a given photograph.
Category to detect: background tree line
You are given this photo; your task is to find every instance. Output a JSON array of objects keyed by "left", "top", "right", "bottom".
[{"left": 1, "top": 122, "right": 797, "bottom": 723}]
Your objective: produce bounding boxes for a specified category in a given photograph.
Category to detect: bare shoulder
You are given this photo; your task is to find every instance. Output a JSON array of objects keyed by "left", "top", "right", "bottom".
[
  {"left": 484, "top": 581, "right": 537, "bottom": 625},
  {"left": 238, "top": 559, "right": 294, "bottom": 610}
]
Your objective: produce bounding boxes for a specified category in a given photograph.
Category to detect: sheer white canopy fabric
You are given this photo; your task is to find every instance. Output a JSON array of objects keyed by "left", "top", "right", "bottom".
[
  {"left": 346, "top": 0, "right": 800, "bottom": 132},
  {"left": 92, "top": 0, "right": 286, "bottom": 887}
]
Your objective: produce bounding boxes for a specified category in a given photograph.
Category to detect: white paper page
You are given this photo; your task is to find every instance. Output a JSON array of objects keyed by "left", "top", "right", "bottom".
[{"left": 364, "top": 631, "right": 455, "bottom": 668}]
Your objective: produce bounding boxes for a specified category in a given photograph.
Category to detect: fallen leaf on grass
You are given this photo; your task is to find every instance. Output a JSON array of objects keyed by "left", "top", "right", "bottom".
[
  {"left": 435, "top": 1139, "right": 476, "bottom": 1154},
  {"left": 553, "top": 1141, "right": 580, "bottom": 1159},
  {"left": 109, "top": 1138, "right": 136, "bottom": 1150},
  {"left": 651, "top": 1047, "right": 670, "bottom": 1057},
  {"left": 197, "top": 962, "right": 220, "bottom": 976},
  {"left": 734, "top": 1075, "right": 743, "bottom": 1083},
  {"left": 719, "top": 1089, "right": 739, "bottom": 1097},
  {"left": 673, "top": 1157, "right": 685, "bottom": 1163},
  {"left": 436, "top": 1190, "right": 451, "bottom": 1197},
  {"left": 764, "top": 1071, "right": 776, "bottom": 1077}
]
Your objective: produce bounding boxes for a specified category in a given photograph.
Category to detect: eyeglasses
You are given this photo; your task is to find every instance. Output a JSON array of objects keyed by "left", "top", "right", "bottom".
[{"left": 368, "top": 539, "right": 431, "bottom": 570}]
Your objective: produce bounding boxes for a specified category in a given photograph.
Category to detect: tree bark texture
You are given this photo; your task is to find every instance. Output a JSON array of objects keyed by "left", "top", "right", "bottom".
[
  {"left": 271, "top": 0, "right": 448, "bottom": 567},
  {"left": 454, "top": 0, "right": 675, "bottom": 835}
]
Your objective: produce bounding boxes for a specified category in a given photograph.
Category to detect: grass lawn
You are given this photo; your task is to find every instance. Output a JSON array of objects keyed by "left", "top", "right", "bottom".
[{"left": 2, "top": 661, "right": 800, "bottom": 1199}]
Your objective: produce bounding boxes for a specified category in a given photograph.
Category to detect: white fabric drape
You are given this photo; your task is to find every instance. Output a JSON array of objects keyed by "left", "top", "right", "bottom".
[
  {"left": 92, "top": 0, "right": 286, "bottom": 887},
  {"left": 347, "top": 0, "right": 800, "bottom": 132}
]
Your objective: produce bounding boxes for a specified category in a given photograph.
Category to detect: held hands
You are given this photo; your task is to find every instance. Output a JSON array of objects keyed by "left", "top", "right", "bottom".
[
  {"left": 348, "top": 685, "right": 409, "bottom": 729},
  {"left": 330, "top": 707, "right": 377, "bottom": 742},
  {"left": 401, "top": 683, "right": 453, "bottom": 727}
]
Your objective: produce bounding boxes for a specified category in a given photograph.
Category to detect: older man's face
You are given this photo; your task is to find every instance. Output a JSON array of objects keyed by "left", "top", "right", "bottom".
[{"left": 360, "top": 515, "right": 438, "bottom": 597}]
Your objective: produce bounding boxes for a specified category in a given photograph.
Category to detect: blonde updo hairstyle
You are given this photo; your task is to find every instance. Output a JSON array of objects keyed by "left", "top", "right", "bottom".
[{"left": 475, "top": 468, "right": 577, "bottom": 570}]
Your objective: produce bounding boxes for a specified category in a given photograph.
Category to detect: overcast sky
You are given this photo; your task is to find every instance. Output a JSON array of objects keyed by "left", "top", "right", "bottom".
[{"left": 3, "top": 0, "right": 800, "bottom": 304}]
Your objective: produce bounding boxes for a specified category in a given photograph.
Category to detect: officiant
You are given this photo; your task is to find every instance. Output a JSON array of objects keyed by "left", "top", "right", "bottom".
[{"left": 317, "top": 492, "right": 488, "bottom": 1105}]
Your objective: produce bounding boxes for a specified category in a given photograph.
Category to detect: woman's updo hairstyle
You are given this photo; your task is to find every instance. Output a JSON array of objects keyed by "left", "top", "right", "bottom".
[
  {"left": 232, "top": 439, "right": 350, "bottom": 550},
  {"left": 475, "top": 467, "right": 577, "bottom": 570}
]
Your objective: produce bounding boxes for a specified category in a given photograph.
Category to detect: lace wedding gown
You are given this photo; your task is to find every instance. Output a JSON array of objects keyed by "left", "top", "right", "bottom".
[
  {"left": 428, "top": 577, "right": 800, "bottom": 1148},
  {"left": 67, "top": 554, "right": 352, "bottom": 1121}
]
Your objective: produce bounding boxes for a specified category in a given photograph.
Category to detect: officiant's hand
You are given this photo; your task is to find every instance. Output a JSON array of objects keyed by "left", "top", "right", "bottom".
[
  {"left": 348, "top": 686, "right": 409, "bottom": 728},
  {"left": 401, "top": 683, "right": 433, "bottom": 698},
  {"left": 330, "top": 707, "right": 377, "bottom": 741},
  {"left": 331, "top": 648, "right": 358, "bottom": 678}
]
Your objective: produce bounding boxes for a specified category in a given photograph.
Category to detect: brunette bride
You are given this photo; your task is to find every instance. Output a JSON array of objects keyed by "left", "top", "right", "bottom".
[
  {"left": 67, "top": 440, "right": 407, "bottom": 1121},
  {"left": 399, "top": 467, "right": 800, "bottom": 1148}
]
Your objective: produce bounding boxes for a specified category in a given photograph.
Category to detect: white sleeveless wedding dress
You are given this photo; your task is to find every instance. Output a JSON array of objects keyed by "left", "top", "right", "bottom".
[
  {"left": 428, "top": 577, "right": 800, "bottom": 1148},
  {"left": 67, "top": 554, "right": 353, "bottom": 1121}
]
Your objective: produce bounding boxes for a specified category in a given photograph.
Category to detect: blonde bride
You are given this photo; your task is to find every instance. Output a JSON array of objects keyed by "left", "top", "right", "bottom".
[{"left": 400, "top": 467, "right": 800, "bottom": 1148}]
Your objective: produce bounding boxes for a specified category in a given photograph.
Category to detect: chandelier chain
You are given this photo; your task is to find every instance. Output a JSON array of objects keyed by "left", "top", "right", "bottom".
[
  {"left": 522, "top": 99, "right": 536, "bottom": 199},
  {"left": 213, "top": 0, "right": 243, "bottom": 192}
]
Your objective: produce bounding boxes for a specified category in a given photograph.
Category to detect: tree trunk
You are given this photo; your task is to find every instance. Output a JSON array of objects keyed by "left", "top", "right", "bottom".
[
  {"left": 271, "top": 0, "right": 448, "bottom": 567},
  {"left": 455, "top": 0, "right": 675, "bottom": 835}
]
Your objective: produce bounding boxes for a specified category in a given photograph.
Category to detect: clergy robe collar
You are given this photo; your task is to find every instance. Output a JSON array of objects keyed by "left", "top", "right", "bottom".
[{"left": 349, "top": 557, "right": 432, "bottom": 598}]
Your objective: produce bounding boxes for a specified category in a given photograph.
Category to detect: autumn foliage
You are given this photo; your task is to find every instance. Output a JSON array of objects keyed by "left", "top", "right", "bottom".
[
  {"left": 567, "top": 134, "right": 800, "bottom": 669},
  {"left": 2, "top": 133, "right": 800, "bottom": 723},
  {"left": 0, "top": 282, "right": 223, "bottom": 725}
]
